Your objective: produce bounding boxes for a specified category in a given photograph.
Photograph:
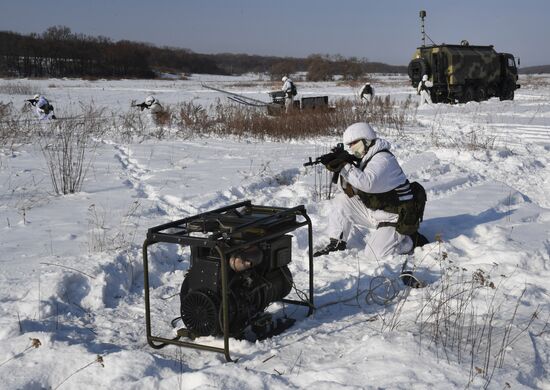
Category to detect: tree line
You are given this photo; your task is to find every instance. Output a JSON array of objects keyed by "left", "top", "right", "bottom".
[{"left": 0, "top": 26, "right": 406, "bottom": 79}]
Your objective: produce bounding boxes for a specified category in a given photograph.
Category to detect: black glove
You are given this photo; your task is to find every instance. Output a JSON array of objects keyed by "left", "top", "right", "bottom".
[
  {"left": 322, "top": 151, "right": 356, "bottom": 172},
  {"left": 319, "top": 151, "right": 338, "bottom": 165}
]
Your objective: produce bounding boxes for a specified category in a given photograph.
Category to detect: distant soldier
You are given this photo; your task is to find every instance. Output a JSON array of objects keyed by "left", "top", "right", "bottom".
[
  {"left": 417, "top": 75, "right": 433, "bottom": 105},
  {"left": 359, "top": 82, "right": 375, "bottom": 105},
  {"left": 134, "top": 95, "right": 164, "bottom": 124},
  {"left": 281, "top": 76, "right": 297, "bottom": 114},
  {"left": 27, "top": 94, "right": 56, "bottom": 120}
]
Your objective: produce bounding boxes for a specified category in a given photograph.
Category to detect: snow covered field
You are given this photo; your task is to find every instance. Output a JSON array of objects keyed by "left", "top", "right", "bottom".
[{"left": 1, "top": 74, "right": 549, "bottom": 389}]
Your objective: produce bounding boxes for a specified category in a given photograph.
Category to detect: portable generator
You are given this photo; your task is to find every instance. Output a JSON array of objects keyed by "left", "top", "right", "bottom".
[{"left": 142, "top": 200, "right": 314, "bottom": 361}]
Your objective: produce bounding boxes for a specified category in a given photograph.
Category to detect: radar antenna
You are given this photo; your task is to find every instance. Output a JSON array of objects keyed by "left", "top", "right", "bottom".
[{"left": 419, "top": 10, "right": 427, "bottom": 47}]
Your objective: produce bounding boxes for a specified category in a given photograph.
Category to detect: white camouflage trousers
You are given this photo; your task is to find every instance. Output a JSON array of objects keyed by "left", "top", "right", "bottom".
[
  {"left": 419, "top": 90, "right": 432, "bottom": 105},
  {"left": 285, "top": 97, "right": 293, "bottom": 113},
  {"left": 326, "top": 192, "right": 413, "bottom": 261}
]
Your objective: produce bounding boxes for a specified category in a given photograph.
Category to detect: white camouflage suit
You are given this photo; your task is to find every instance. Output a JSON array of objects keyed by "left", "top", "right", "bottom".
[
  {"left": 359, "top": 83, "right": 374, "bottom": 104},
  {"left": 281, "top": 76, "right": 294, "bottom": 113},
  {"left": 417, "top": 75, "right": 433, "bottom": 105},
  {"left": 327, "top": 137, "right": 413, "bottom": 260},
  {"left": 141, "top": 96, "right": 163, "bottom": 125},
  {"left": 36, "top": 96, "right": 55, "bottom": 120}
]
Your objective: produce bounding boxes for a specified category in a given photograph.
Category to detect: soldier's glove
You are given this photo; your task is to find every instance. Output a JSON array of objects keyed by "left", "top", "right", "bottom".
[{"left": 322, "top": 151, "right": 355, "bottom": 173}]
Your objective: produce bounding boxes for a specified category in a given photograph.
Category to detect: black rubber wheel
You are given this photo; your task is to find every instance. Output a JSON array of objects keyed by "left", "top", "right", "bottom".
[
  {"left": 462, "top": 86, "right": 475, "bottom": 103},
  {"left": 180, "top": 290, "right": 219, "bottom": 336},
  {"left": 475, "top": 87, "right": 487, "bottom": 102},
  {"left": 499, "top": 82, "right": 515, "bottom": 101},
  {"left": 408, "top": 58, "right": 430, "bottom": 84}
]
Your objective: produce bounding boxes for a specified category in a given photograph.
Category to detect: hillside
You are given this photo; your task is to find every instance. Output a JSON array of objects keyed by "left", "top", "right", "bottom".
[{"left": 520, "top": 64, "right": 550, "bottom": 74}]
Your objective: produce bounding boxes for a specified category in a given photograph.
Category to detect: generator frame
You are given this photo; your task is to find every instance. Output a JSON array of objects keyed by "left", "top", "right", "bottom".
[{"left": 142, "top": 200, "right": 314, "bottom": 362}]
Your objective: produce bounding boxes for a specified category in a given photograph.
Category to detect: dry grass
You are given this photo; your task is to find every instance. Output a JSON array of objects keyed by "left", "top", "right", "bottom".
[
  {"left": 0, "top": 81, "right": 34, "bottom": 95},
  {"left": 416, "top": 263, "right": 541, "bottom": 389},
  {"left": 169, "top": 95, "right": 417, "bottom": 141},
  {"left": 40, "top": 106, "right": 106, "bottom": 195},
  {"left": 1, "top": 90, "right": 418, "bottom": 146},
  {"left": 519, "top": 75, "right": 550, "bottom": 90}
]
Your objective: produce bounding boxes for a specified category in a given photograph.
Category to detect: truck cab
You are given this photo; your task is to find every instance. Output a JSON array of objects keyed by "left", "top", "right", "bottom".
[{"left": 499, "top": 53, "right": 520, "bottom": 101}]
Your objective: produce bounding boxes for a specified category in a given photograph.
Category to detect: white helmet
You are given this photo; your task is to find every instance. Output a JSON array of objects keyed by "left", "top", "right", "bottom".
[
  {"left": 282, "top": 76, "right": 288, "bottom": 82},
  {"left": 422, "top": 74, "right": 428, "bottom": 81},
  {"left": 145, "top": 95, "right": 156, "bottom": 105},
  {"left": 33, "top": 94, "right": 40, "bottom": 100},
  {"left": 343, "top": 122, "right": 377, "bottom": 145}
]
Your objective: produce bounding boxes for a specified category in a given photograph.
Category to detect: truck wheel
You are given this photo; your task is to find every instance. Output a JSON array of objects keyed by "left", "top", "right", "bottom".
[
  {"left": 475, "top": 87, "right": 486, "bottom": 102},
  {"left": 408, "top": 59, "right": 430, "bottom": 84},
  {"left": 499, "top": 82, "right": 515, "bottom": 101},
  {"left": 499, "top": 90, "right": 514, "bottom": 101},
  {"left": 462, "top": 86, "right": 475, "bottom": 103}
]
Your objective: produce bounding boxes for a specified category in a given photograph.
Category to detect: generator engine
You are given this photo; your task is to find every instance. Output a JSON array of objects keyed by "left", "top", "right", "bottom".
[{"left": 180, "top": 229, "right": 294, "bottom": 338}]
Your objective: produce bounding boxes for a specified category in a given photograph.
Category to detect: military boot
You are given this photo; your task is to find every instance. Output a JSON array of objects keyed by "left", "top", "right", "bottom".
[
  {"left": 313, "top": 238, "right": 347, "bottom": 257},
  {"left": 409, "top": 231, "right": 429, "bottom": 248}
]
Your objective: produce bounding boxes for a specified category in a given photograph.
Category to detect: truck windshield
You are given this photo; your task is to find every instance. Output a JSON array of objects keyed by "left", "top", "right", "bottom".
[{"left": 507, "top": 57, "right": 516, "bottom": 68}]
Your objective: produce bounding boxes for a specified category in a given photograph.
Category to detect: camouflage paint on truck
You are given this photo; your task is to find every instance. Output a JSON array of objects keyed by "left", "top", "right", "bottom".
[{"left": 408, "top": 41, "right": 519, "bottom": 103}]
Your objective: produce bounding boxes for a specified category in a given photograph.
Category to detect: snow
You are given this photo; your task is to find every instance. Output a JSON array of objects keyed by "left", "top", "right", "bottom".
[{"left": 1, "top": 74, "right": 550, "bottom": 389}]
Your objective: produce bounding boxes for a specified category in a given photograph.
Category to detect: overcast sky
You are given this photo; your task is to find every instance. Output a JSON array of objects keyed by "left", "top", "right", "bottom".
[{"left": 1, "top": 0, "right": 548, "bottom": 67}]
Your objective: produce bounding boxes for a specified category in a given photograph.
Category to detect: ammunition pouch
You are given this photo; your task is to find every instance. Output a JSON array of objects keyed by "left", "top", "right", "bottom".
[
  {"left": 390, "top": 182, "right": 426, "bottom": 235},
  {"left": 361, "top": 181, "right": 427, "bottom": 235},
  {"left": 357, "top": 189, "right": 399, "bottom": 214}
]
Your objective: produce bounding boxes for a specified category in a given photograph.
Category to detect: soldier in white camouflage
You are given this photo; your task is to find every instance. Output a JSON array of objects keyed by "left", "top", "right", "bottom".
[{"left": 417, "top": 75, "right": 433, "bottom": 105}]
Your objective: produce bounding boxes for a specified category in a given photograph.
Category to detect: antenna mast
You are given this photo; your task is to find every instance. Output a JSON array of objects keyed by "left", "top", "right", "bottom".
[{"left": 419, "top": 10, "right": 427, "bottom": 47}]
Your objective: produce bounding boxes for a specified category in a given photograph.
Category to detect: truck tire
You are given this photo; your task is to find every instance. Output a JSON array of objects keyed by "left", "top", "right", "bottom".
[
  {"left": 461, "top": 86, "right": 475, "bottom": 103},
  {"left": 408, "top": 59, "right": 430, "bottom": 84},
  {"left": 499, "top": 82, "right": 515, "bottom": 101},
  {"left": 475, "top": 87, "right": 486, "bottom": 102}
]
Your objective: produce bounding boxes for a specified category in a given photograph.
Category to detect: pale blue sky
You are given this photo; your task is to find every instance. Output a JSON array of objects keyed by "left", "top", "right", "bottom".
[{"left": 1, "top": 0, "right": 547, "bottom": 66}]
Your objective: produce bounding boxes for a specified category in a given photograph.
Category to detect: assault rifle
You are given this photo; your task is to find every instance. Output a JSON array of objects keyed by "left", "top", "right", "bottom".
[
  {"left": 303, "top": 143, "right": 358, "bottom": 187},
  {"left": 25, "top": 99, "right": 38, "bottom": 106},
  {"left": 132, "top": 102, "right": 149, "bottom": 111},
  {"left": 303, "top": 143, "right": 345, "bottom": 167}
]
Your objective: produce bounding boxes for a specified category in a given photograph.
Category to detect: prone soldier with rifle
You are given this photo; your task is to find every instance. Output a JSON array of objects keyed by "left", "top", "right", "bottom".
[
  {"left": 26, "top": 94, "right": 56, "bottom": 120},
  {"left": 305, "top": 122, "right": 428, "bottom": 264},
  {"left": 132, "top": 95, "right": 162, "bottom": 112},
  {"left": 132, "top": 95, "right": 165, "bottom": 125}
]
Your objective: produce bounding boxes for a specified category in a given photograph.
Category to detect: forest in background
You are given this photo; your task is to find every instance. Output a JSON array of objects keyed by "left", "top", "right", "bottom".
[{"left": 0, "top": 26, "right": 406, "bottom": 80}]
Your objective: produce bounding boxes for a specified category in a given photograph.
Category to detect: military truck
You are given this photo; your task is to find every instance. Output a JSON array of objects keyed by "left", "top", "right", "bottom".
[
  {"left": 408, "top": 40, "right": 520, "bottom": 103},
  {"left": 408, "top": 11, "right": 520, "bottom": 103}
]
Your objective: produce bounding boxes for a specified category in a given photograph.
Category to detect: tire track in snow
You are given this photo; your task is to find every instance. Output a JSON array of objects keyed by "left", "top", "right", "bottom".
[{"left": 487, "top": 123, "right": 550, "bottom": 147}]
